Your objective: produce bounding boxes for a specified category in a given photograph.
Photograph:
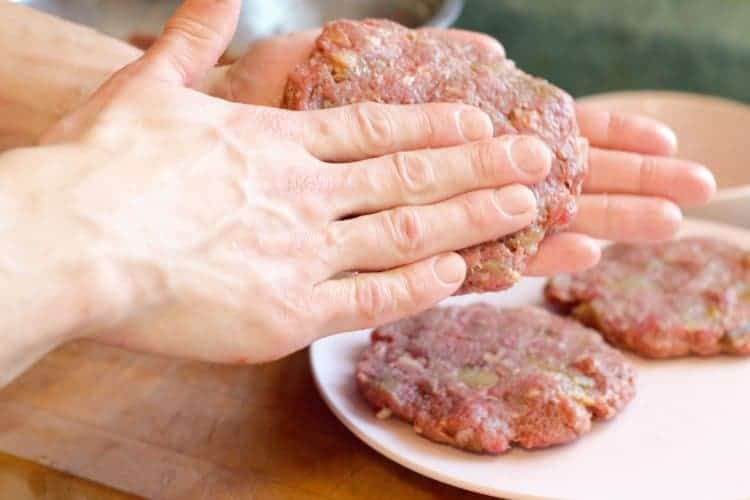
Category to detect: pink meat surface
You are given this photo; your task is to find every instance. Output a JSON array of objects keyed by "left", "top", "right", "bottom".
[
  {"left": 546, "top": 238, "right": 750, "bottom": 358},
  {"left": 284, "top": 19, "right": 587, "bottom": 293},
  {"left": 356, "top": 304, "right": 635, "bottom": 454}
]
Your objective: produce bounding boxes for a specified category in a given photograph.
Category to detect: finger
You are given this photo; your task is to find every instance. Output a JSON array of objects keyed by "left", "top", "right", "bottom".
[
  {"left": 329, "top": 185, "right": 536, "bottom": 272},
  {"left": 211, "top": 29, "right": 321, "bottom": 105},
  {"left": 576, "top": 105, "right": 678, "bottom": 156},
  {"left": 330, "top": 135, "right": 551, "bottom": 217},
  {"left": 584, "top": 148, "right": 716, "bottom": 207},
  {"left": 314, "top": 253, "right": 466, "bottom": 334},
  {"left": 418, "top": 28, "right": 506, "bottom": 57},
  {"left": 569, "top": 194, "right": 682, "bottom": 242},
  {"left": 239, "top": 29, "right": 320, "bottom": 71},
  {"left": 139, "top": 0, "right": 241, "bottom": 85},
  {"left": 524, "top": 232, "right": 601, "bottom": 276},
  {"left": 301, "top": 102, "right": 494, "bottom": 162}
]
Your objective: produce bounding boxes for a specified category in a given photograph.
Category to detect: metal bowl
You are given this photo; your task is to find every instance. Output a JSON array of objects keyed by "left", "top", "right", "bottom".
[{"left": 12, "top": 0, "right": 464, "bottom": 57}]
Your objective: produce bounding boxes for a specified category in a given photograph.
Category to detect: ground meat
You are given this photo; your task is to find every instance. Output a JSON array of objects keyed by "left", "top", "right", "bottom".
[
  {"left": 283, "top": 19, "right": 587, "bottom": 293},
  {"left": 356, "top": 305, "right": 635, "bottom": 454},
  {"left": 545, "top": 238, "right": 750, "bottom": 358}
]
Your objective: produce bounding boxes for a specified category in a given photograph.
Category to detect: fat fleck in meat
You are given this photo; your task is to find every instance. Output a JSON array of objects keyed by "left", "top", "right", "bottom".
[{"left": 283, "top": 19, "right": 587, "bottom": 293}]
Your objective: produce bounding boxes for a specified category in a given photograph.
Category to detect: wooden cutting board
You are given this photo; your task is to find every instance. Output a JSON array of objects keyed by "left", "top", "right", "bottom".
[
  {"left": 0, "top": 450, "right": 135, "bottom": 499},
  {"left": 0, "top": 340, "right": 493, "bottom": 499}
]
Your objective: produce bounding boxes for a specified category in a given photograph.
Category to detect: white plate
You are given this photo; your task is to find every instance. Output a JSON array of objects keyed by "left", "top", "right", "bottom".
[{"left": 310, "top": 219, "right": 750, "bottom": 500}]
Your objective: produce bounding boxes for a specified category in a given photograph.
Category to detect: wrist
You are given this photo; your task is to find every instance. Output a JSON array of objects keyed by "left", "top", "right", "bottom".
[
  {"left": 0, "top": 258, "right": 129, "bottom": 386},
  {"left": 0, "top": 205, "right": 118, "bottom": 344},
  {"left": 0, "top": 147, "right": 165, "bottom": 343}
]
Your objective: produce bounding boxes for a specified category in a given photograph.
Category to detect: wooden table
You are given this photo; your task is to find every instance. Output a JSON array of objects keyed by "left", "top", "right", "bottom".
[{"left": 0, "top": 341, "right": 495, "bottom": 499}]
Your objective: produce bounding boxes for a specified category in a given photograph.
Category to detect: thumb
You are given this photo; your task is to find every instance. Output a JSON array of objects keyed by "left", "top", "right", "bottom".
[{"left": 139, "top": 0, "right": 241, "bottom": 86}]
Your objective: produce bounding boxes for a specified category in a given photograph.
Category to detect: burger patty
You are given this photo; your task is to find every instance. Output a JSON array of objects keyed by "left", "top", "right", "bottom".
[
  {"left": 356, "top": 304, "right": 636, "bottom": 454},
  {"left": 545, "top": 238, "right": 750, "bottom": 358},
  {"left": 283, "top": 19, "right": 587, "bottom": 293}
]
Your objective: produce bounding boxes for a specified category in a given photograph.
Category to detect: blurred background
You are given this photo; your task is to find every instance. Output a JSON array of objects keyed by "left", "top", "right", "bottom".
[
  {"left": 14, "top": 0, "right": 750, "bottom": 103},
  {"left": 458, "top": 0, "right": 750, "bottom": 103}
]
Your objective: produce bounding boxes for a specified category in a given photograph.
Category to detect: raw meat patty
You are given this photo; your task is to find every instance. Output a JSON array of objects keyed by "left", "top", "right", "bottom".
[
  {"left": 356, "top": 305, "right": 636, "bottom": 454},
  {"left": 284, "top": 19, "right": 588, "bottom": 293},
  {"left": 546, "top": 238, "right": 750, "bottom": 358}
]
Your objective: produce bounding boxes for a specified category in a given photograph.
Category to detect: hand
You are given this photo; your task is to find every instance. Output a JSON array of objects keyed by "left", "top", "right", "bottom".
[
  {"left": 205, "top": 28, "right": 716, "bottom": 275},
  {"left": 2, "top": 0, "right": 560, "bottom": 366}
]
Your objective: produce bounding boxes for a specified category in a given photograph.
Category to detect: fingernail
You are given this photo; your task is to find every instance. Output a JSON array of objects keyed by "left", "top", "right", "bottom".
[
  {"left": 494, "top": 185, "right": 536, "bottom": 216},
  {"left": 688, "top": 166, "right": 717, "bottom": 205},
  {"left": 510, "top": 136, "right": 552, "bottom": 175},
  {"left": 661, "top": 125, "right": 679, "bottom": 154},
  {"left": 459, "top": 109, "right": 493, "bottom": 142},
  {"left": 433, "top": 254, "right": 466, "bottom": 284}
]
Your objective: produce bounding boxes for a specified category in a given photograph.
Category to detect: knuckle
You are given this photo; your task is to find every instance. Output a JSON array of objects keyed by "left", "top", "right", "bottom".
[
  {"left": 351, "top": 103, "right": 394, "bottom": 155},
  {"left": 161, "top": 16, "right": 224, "bottom": 82},
  {"left": 354, "top": 278, "right": 393, "bottom": 320},
  {"left": 461, "top": 191, "right": 495, "bottom": 228},
  {"left": 471, "top": 139, "right": 503, "bottom": 182},
  {"left": 323, "top": 222, "right": 343, "bottom": 252},
  {"left": 305, "top": 110, "right": 335, "bottom": 143},
  {"left": 393, "top": 152, "right": 435, "bottom": 195},
  {"left": 385, "top": 208, "right": 425, "bottom": 255},
  {"left": 413, "top": 106, "right": 436, "bottom": 143},
  {"left": 400, "top": 268, "right": 428, "bottom": 307},
  {"left": 161, "top": 49, "right": 191, "bottom": 83},
  {"left": 165, "top": 15, "right": 222, "bottom": 46}
]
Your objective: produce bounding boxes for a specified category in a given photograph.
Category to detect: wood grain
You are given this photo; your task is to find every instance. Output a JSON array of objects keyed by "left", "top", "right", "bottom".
[
  {"left": 0, "top": 341, "right": 495, "bottom": 499},
  {"left": 0, "top": 451, "right": 137, "bottom": 499}
]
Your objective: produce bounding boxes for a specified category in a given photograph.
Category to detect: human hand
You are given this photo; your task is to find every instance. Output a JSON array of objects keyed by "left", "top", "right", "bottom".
[
  {"left": 204, "top": 28, "right": 716, "bottom": 275},
  {"left": 3, "top": 0, "right": 565, "bottom": 364}
]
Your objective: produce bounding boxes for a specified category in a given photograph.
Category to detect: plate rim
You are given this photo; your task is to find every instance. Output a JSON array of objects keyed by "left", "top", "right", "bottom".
[{"left": 309, "top": 218, "right": 750, "bottom": 500}]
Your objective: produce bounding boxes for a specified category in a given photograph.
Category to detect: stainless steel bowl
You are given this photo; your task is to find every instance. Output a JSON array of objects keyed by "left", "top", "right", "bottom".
[{"left": 12, "top": 0, "right": 464, "bottom": 57}]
